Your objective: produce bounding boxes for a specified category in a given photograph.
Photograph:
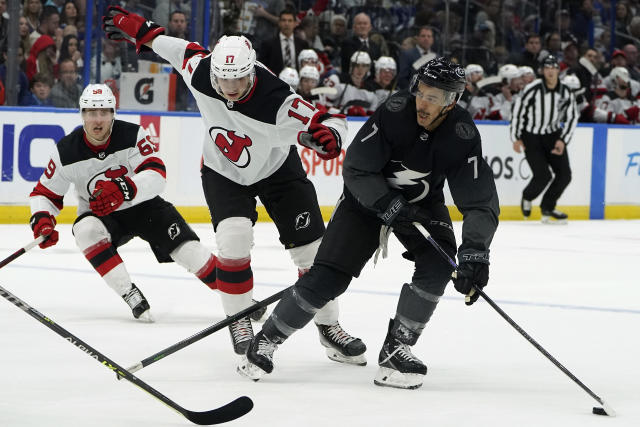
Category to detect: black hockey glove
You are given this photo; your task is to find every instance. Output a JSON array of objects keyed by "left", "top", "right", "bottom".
[
  {"left": 376, "top": 194, "right": 430, "bottom": 235},
  {"left": 452, "top": 251, "right": 490, "bottom": 306}
]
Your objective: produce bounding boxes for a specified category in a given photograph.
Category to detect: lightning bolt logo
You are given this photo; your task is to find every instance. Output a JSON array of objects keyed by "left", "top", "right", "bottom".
[{"left": 387, "top": 163, "right": 431, "bottom": 203}]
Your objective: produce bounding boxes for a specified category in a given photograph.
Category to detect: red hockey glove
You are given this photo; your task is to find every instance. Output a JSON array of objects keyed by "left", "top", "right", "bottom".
[
  {"left": 102, "top": 6, "right": 165, "bottom": 53},
  {"left": 486, "top": 110, "right": 502, "bottom": 120},
  {"left": 90, "top": 176, "right": 137, "bottom": 216},
  {"left": 608, "top": 112, "right": 630, "bottom": 125},
  {"left": 625, "top": 105, "right": 639, "bottom": 122},
  {"left": 346, "top": 105, "right": 367, "bottom": 116},
  {"left": 30, "top": 212, "right": 59, "bottom": 249},
  {"left": 299, "top": 113, "right": 344, "bottom": 160}
]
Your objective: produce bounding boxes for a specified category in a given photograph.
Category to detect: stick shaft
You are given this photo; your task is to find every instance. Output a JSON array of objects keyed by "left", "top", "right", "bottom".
[{"left": 0, "top": 236, "right": 45, "bottom": 270}]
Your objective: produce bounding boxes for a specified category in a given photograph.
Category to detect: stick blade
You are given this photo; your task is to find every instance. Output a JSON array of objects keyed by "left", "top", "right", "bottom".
[{"left": 185, "top": 396, "right": 253, "bottom": 425}]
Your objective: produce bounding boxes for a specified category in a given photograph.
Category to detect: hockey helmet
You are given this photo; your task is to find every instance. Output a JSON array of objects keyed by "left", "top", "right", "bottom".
[
  {"left": 298, "top": 49, "right": 319, "bottom": 68},
  {"left": 519, "top": 66, "right": 535, "bottom": 77},
  {"left": 299, "top": 65, "right": 320, "bottom": 82},
  {"left": 349, "top": 50, "right": 371, "bottom": 76},
  {"left": 410, "top": 57, "right": 466, "bottom": 105},
  {"left": 465, "top": 64, "right": 484, "bottom": 80},
  {"left": 79, "top": 84, "right": 116, "bottom": 112},
  {"left": 610, "top": 66, "right": 631, "bottom": 86},
  {"left": 561, "top": 74, "right": 581, "bottom": 90},
  {"left": 375, "top": 56, "right": 397, "bottom": 76},
  {"left": 279, "top": 67, "right": 300, "bottom": 89},
  {"left": 210, "top": 35, "right": 257, "bottom": 96},
  {"left": 541, "top": 54, "right": 560, "bottom": 69},
  {"left": 499, "top": 64, "right": 522, "bottom": 83}
]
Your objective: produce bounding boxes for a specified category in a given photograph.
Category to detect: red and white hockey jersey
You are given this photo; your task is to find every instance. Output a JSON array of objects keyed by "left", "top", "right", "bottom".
[
  {"left": 151, "top": 36, "right": 348, "bottom": 186},
  {"left": 30, "top": 120, "right": 166, "bottom": 217}
]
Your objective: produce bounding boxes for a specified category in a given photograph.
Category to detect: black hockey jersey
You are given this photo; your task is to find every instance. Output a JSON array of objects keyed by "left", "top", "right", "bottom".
[{"left": 343, "top": 90, "right": 500, "bottom": 255}]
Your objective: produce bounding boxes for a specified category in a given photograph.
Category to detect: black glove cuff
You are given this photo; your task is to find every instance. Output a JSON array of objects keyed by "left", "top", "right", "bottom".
[
  {"left": 377, "top": 194, "right": 407, "bottom": 226},
  {"left": 113, "top": 177, "right": 136, "bottom": 201},
  {"left": 29, "top": 212, "right": 50, "bottom": 231},
  {"left": 458, "top": 249, "right": 490, "bottom": 264}
]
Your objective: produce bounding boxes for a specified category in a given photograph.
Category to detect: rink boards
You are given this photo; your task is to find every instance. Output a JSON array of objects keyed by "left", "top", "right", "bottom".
[{"left": 0, "top": 107, "right": 639, "bottom": 223}]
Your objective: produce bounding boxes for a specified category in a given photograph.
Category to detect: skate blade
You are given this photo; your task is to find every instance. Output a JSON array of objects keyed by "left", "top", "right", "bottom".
[
  {"left": 373, "top": 367, "right": 424, "bottom": 389},
  {"left": 135, "top": 310, "right": 154, "bottom": 323},
  {"left": 541, "top": 217, "right": 568, "bottom": 225},
  {"left": 236, "top": 356, "right": 266, "bottom": 381},
  {"left": 325, "top": 348, "right": 367, "bottom": 366}
]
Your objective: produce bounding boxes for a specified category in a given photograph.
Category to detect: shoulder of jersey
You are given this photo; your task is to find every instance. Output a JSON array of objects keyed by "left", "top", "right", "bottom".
[
  {"left": 522, "top": 78, "right": 543, "bottom": 93},
  {"left": 254, "top": 63, "right": 295, "bottom": 99},
  {"left": 448, "top": 106, "right": 479, "bottom": 143},
  {"left": 56, "top": 126, "right": 85, "bottom": 165},
  {"left": 383, "top": 90, "right": 413, "bottom": 113}
]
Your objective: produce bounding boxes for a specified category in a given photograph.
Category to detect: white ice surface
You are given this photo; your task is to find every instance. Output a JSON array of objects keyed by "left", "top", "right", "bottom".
[{"left": 0, "top": 220, "right": 638, "bottom": 427}]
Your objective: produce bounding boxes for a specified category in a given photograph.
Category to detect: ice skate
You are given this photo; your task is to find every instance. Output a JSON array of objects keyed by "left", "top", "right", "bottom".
[
  {"left": 122, "top": 284, "right": 153, "bottom": 322},
  {"left": 248, "top": 299, "right": 268, "bottom": 323},
  {"left": 521, "top": 198, "right": 532, "bottom": 219},
  {"left": 242, "top": 330, "right": 279, "bottom": 380},
  {"left": 541, "top": 209, "right": 568, "bottom": 224},
  {"left": 316, "top": 322, "right": 367, "bottom": 366},
  {"left": 228, "top": 316, "right": 254, "bottom": 355},
  {"left": 374, "top": 320, "right": 427, "bottom": 390}
]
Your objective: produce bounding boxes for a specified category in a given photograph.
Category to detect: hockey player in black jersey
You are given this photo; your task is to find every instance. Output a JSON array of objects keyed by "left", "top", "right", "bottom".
[
  {"left": 29, "top": 84, "right": 248, "bottom": 323},
  {"left": 244, "top": 58, "right": 500, "bottom": 389},
  {"left": 102, "top": 7, "right": 365, "bottom": 373}
]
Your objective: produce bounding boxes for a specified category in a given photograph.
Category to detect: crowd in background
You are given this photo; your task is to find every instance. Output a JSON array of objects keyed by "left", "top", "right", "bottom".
[{"left": 2, "top": 0, "right": 640, "bottom": 124}]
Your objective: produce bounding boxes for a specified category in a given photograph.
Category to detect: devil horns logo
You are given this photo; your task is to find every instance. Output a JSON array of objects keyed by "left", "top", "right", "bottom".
[
  {"left": 86, "top": 166, "right": 128, "bottom": 196},
  {"left": 209, "top": 127, "right": 253, "bottom": 168}
]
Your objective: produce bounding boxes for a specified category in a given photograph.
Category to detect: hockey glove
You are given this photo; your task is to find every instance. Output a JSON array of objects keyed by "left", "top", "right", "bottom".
[
  {"left": 625, "top": 105, "right": 640, "bottom": 122},
  {"left": 30, "top": 212, "right": 59, "bottom": 249},
  {"left": 299, "top": 113, "right": 344, "bottom": 160},
  {"left": 376, "top": 194, "right": 431, "bottom": 235},
  {"left": 102, "top": 6, "right": 165, "bottom": 53},
  {"left": 607, "top": 112, "right": 630, "bottom": 125},
  {"left": 346, "top": 105, "right": 367, "bottom": 116},
  {"left": 452, "top": 251, "right": 490, "bottom": 306},
  {"left": 90, "top": 176, "right": 137, "bottom": 216}
]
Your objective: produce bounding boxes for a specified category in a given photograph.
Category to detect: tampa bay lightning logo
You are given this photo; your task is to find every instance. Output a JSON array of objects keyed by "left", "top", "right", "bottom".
[{"left": 386, "top": 161, "right": 431, "bottom": 203}]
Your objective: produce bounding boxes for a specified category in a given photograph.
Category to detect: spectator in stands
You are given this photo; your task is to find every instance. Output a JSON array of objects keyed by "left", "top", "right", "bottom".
[
  {"left": 602, "top": 49, "right": 627, "bottom": 77},
  {"left": 500, "top": 8, "right": 525, "bottom": 54},
  {"left": 259, "top": 9, "right": 309, "bottom": 76},
  {"left": 29, "top": 6, "right": 60, "bottom": 47},
  {"left": 559, "top": 37, "right": 579, "bottom": 71},
  {"left": 572, "top": 0, "right": 597, "bottom": 43},
  {"left": 50, "top": 58, "right": 81, "bottom": 107},
  {"left": 614, "top": 1, "right": 633, "bottom": 47},
  {"left": 397, "top": 26, "right": 435, "bottom": 89},
  {"left": 60, "top": 0, "right": 79, "bottom": 29},
  {"left": 629, "top": 16, "right": 640, "bottom": 41},
  {"left": 543, "top": 31, "right": 562, "bottom": 61},
  {"left": 250, "top": 0, "right": 285, "bottom": 51},
  {"left": 340, "top": 12, "right": 381, "bottom": 73},
  {"left": 364, "top": 56, "right": 397, "bottom": 105},
  {"left": 167, "top": 10, "right": 188, "bottom": 39},
  {"left": 26, "top": 34, "right": 56, "bottom": 82},
  {"left": 153, "top": 0, "right": 191, "bottom": 27},
  {"left": 91, "top": 39, "right": 121, "bottom": 82},
  {"left": 24, "top": 72, "right": 53, "bottom": 106},
  {"left": 594, "top": 28, "right": 611, "bottom": 56},
  {"left": 623, "top": 44, "right": 640, "bottom": 81},
  {"left": 59, "top": 34, "right": 82, "bottom": 73},
  {"left": 20, "top": 16, "right": 32, "bottom": 58},
  {"left": 508, "top": 33, "right": 543, "bottom": 71},
  {"left": 299, "top": 14, "right": 324, "bottom": 52},
  {"left": 0, "top": 0, "right": 7, "bottom": 57},
  {"left": 0, "top": 45, "right": 31, "bottom": 105},
  {"left": 322, "top": 14, "right": 347, "bottom": 68},
  {"left": 23, "top": 0, "right": 42, "bottom": 33}
]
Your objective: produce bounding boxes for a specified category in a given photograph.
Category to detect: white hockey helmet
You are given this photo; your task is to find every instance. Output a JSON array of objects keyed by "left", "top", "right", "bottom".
[
  {"left": 499, "top": 64, "right": 522, "bottom": 83},
  {"left": 298, "top": 49, "right": 319, "bottom": 68},
  {"left": 610, "top": 66, "right": 631, "bottom": 88},
  {"left": 561, "top": 74, "right": 581, "bottom": 90},
  {"left": 375, "top": 56, "right": 397, "bottom": 76},
  {"left": 465, "top": 63, "right": 484, "bottom": 78},
  {"left": 519, "top": 66, "right": 535, "bottom": 77},
  {"left": 279, "top": 67, "right": 300, "bottom": 89},
  {"left": 299, "top": 65, "right": 320, "bottom": 82},
  {"left": 350, "top": 50, "right": 372, "bottom": 66},
  {"left": 79, "top": 84, "right": 116, "bottom": 113},
  {"left": 210, "top": 35, "right": 257, "bottom": 95}
]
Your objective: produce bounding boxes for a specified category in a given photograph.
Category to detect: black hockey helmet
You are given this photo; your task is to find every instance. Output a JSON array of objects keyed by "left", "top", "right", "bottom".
[
  {"left": 542, "top": 54, "right": 560, "bottom": 68},
  {"left": 409, "top": 57, "right": 467, "bottom": 99}
]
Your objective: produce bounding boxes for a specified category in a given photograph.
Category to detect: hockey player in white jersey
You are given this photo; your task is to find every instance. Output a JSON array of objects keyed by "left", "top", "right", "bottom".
[
  {"left": 279, "top": 67, "right": 300, "bottom": 91},
  {"left": 364, "top": 56, "right": 398, "bottom": 105},
  {"left": 29, "top": 84, "right": 248, "bottom": 323},
  {"left": 486, "top": 64, "right": 524, "bottom": 121},
  {"left": 592, "top": 67, "right": 640, "bottom": 124},
  {"left": 326, "top": 51, "right": 380, "bottom": 115},
  {"left": 103, "top": 6, "right": 366, "bottom": 372}
]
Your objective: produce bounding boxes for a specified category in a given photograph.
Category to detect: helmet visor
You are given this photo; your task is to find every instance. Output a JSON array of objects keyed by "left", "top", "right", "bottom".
[{"left": 412, "top": 83, "right": 457, "bottom": 106}]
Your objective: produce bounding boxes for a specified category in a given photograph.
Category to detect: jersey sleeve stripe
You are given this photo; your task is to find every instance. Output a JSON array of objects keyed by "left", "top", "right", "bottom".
[
  {"left": 134, "top": 157, "right": 167, "bottom": 178},
  {"left": 29, "top": 182, "right": 64, "bottom": 210},
  {"left": 182, "top": 42, "right": 210, "bottom": 69}
]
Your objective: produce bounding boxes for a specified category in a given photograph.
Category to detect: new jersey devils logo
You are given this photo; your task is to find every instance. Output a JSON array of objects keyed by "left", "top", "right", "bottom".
[
  {"left": 87, "top": 166, "right": 128, "bottom": 196},
  {"left": 209, "top": 127, "right": 253, "bottom": 168}
]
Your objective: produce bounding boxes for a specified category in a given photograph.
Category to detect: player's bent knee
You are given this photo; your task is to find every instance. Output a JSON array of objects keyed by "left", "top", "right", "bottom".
[
  {"left": 296, "top": 264, "right": 352, "bottom": 307},
  {"left": 72, "top": 215, "right": 110, "bottom": 250},
  {"left": 170, "top": 240, "right": 212, "bottom": 274},
  {"left": 216, "top": 217, "right": 253, "bottom": 259},
  {"left": 288, "top": 238, "right": 322, "bottom": 270}
]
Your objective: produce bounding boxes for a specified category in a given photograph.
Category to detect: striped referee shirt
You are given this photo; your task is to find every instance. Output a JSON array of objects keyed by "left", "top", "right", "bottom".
[{"left": 510, "top": 78, "right": 578, "bottom": 143}]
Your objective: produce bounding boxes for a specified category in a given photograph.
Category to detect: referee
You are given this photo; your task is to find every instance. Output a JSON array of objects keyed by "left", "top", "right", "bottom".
[{"left": 510, "top": 55, "right": 578, "bottom": 223}]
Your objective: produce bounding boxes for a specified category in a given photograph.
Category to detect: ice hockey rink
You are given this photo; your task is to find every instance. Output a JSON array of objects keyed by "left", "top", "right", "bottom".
[{"left": 0, "top": 220, "right": 638, "bottom": 427}]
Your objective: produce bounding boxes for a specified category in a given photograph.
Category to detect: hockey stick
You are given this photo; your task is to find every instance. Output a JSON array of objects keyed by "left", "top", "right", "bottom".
[
  {"left": 121, "top": 287, "right": 289, "bottom": 377},
  {"left": 0, "top": 283, "right": 253, "bottom": 425},
  {"left": 0, "top": 236, "right": 46, "bottom": 270},
  {"left": 412, "top": 222, "right": 616, "bottom": 417}
]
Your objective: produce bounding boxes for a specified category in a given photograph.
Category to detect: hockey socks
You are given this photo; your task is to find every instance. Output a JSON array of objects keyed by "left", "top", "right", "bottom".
[{"left": 374, "top": 319, "right": 427, "bottom": 390}]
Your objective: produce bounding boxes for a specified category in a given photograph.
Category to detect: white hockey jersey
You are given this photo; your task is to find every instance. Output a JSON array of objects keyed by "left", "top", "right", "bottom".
[
  {"left": 30, "top": 120, "right": 166, "bottom": 217},
  {"left": 592, "top": 91, "right": 638, "bottom": 123},
  {"left": 151, "top": 36, "right": 348, "bottom": 186},
  {"left": 325, "top": 80, "right": 380, "bottom": 113}
]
